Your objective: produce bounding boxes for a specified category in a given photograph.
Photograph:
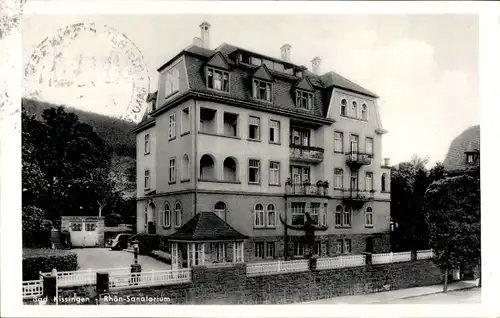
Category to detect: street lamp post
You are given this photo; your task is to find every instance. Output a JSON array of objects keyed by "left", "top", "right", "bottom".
[{"left": 130, "top": 240, "right": 141, "bottom": 285}]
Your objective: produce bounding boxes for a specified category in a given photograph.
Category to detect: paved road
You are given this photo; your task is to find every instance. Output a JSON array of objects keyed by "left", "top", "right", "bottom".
[
  {"left": 73, "top": 248, "right": 171, "bottom": 270},
  {"left": 381, "top": 288, "right": 481, "bottom": 304}
]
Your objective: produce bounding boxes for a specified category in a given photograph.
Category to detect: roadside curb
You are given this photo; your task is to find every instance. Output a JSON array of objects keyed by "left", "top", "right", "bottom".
[{"left": 396, "top": 285, "right": 479, "bottom": 301}]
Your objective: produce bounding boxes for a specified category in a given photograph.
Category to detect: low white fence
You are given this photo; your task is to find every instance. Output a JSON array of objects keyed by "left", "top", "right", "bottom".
[
  {"left": 417, "top": 249, "right": 434, "bottom": 260},
  {"left": 109, "top": 268, "right": 192, "bottom": 290},
  {"left": 41, "top": 267, "right": 131, "bottom": 287},
  {"left": 246, "top": 259, "right": 309, "bottom": 277},
  {"left": 316, "top": 255, "right": 366, "bottom": 270},
  {"left": 372, "top": 251, "right": 412, "bottom": 265},
  {"left": 22, "top": 279, "right": 44, "bottom": 299}
]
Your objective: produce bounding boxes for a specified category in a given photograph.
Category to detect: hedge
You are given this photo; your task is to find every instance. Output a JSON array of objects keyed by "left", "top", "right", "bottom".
[
  {"left": 23, "top": 248, "right": 78, "bottom": 280},
  {"left": 137, "top": 234, "right": 160, "bottom": 255}
]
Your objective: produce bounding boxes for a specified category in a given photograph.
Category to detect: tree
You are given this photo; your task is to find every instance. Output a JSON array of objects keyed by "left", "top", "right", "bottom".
[
  {"left": 22, "top": 206, "right": 52, "bottom": 248},
  {"left": 424, "top": 172, "right": 480, "bottom": 292},
  {"left": 22, "top": 106, "right": 112, "bottom": 220}
]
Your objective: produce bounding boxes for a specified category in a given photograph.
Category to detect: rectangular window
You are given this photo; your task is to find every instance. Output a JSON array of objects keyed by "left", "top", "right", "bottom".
[
  {"left": 366, "top": 137, "right": 373, "bottom": 156},
  {"left": 164, "top": 68, "right": 179, "bottom": 98},
  {"left": 266, "top": 242, "right": 275, "bottom": 258},
  {"left": 248, "top": 159, "right": 260, "bottom": 184},
  {"left": 169, "top": 158, "right": 176, "bottom": 183},
  {"left": 291, "top": 202, "right": 306, "bottom": 225},
  {"left": 255, "top": 242, "right": 265, "bottom": 259},
  {"left": 181, "top": 107, "right": 190, "bottom": 134},
  {"left": 290, "top": 166, "right": 310, "bottom": 185},
  {"left": 144, "top": 169, "right": 150, "bottom": 189},
  {"left": 350, "top": 171, "right": 358, "bottom": 191},
  {"left": 336, "top": 239, "right": 343, "bottom": 254},
  {"left": 168, "top": 113, "right": 176, "bottom": 139},
  {"left": 294, "top": 242, "right": 304, "bottom": 257},
  {"left": 85, "top": 223, "right": 96, "bottom": 231},
  {"left": 365, "top": 172, "right": 373, "bottom": 191},
  {"left": 199, "top": 107, "right": 217, "bottom": 134},
  {"left": 269, "top": 161, "right": 280, "bottom": 185},
  {"left": 235, "top": 242, "right": 244, "bottom": 263},
  {"left": 223, "top": 112, "right": 238, "bottom": 137},
  {"left": 291, "top": 129, "right": 310, "bottom": 147},
  {"left": 253, "top": 79, "right": 272, "bottom": 102},
  {"left": 334, "top": 168, "right": 343, "bottom": 189},
  {"left": 350, "top": 134, "right": 359, "bottom": 152},
  {"left": 250, "top": 56, "right": 262, "bottom": 66},
  {"left": 296, "top": 90, "right": 314, "bottom": 110},
  {"left": 365, "top": 208, "right": 374, "bottom": 227},
  {"left": 248, "top": 116, "right": 260, "bottom": 140},
  {"left": 313, "top": 242, "right": 321, "bottom": 256},
  {"left": 321, "top": 206, "right": 327, "bottom": 226},
  {"left": 344, "top": 239, "right": 352, "bottom": 253},
  {"left": 269, "top": 120, "right": 280, "bottom": 143},
  {"left": 310, "top": 203, "right": 320, "bottom": 225},
  {"left": 194, "top": 243, "right": 203, "bottom": 266},
  {"left": 207, "top": 67, "right": 229, "bottom": 92},
  {"left": 334, "top": 132, "right": 343, "bottom": 153},
  {"left": 144, "top": 134, "right": 150, "bottom": 154},
  {"left": 343, "top": 208, "right": 352, "bottom": 227},
  {"left": 267, "top": 205, "right": 276, "bottom": 227}
]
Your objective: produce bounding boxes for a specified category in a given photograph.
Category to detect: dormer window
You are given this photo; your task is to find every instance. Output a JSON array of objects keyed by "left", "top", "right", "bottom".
[
  {"left": 295, "top": 71, "right": 303, "bottom": 78},
  {"left": 207, "top": 67, "right": 229, "bottom": 92},
  {"left": 296, "top": 90, "right": 314, "bottom": 110},
  {"left": 466, "top": 151, "right": 479, "bottom": 164},
  {"left": 251, "top": 57, "right": 262, "bottom": 66},
  {"left": 164, "top": 68, "right": 180, "bottom": 98},
  {"left": 253, "top": 79, "right": 272, "bottom": 102}
]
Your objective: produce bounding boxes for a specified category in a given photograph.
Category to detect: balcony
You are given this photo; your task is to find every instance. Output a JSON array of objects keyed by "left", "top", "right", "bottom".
[
  {"left": 285, "top": 181, "right": 330, "bottom": 197},
  {"left": 289, "top": 144, "right": 324, "bottom": 164},
  {"left": 345, "top": 151, "right": 371, "bottom": 169},
  {"left": 341, "top": 189, "right": 374, "bottom": 209}
]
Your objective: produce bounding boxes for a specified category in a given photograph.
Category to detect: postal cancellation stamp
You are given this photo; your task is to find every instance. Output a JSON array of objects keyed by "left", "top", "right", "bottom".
[{"left": 24, "top": 22, "right": 149, "bottom": 122}]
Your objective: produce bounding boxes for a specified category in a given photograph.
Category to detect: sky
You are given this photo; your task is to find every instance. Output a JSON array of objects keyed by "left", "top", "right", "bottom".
[{"left": 22, "top": 14, "right": 479, "bottom": 166}]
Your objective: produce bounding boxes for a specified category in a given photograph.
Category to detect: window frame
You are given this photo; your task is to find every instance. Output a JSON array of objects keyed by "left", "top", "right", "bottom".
[
  {"left": 266, "top": 204, "right": 277, "bottom": 228},
  {"left": 295, "top": 89, "right": 314, "bottom": 110},
  {"left": 181, "top": 107, "right": 190, "bottom": 135},
  {"left": 269, "top": 161, "right": 281, "bottom": 186},
  {"left": 144, "top": 169, "right": 150, "bottom": 190},
  {"left": 164, "top": 67, "right": 180, "bottom": 98},
  {"left": 310, "top": 203, "right": 320, "bottom": 225},
  {"left": 248, "top": 159, "right": 261, "bottom": 184},
  {"left": 254, "top": 203, "right": 265, "bottom": 228},
  {"left": 343, "top": 207, "right": 352, "bottom": 227},
  {"left": 214, "top": 201, "right": 226, "bottom": 221},
  {"left": 144, "top": 134, "right": 150, "bottom": 155},
  {"left": 340, "top": 98, "right": 348, "bottom": 116},
  {"left": 361, "top": 103, "right": 368, "bottom": 120},
  {"left": 206, "top": 67, "right": 230, "bottom": 93},
  {"left": 334, "top": 131, "right": 344, "bottom": 153},
  {"left": 168, "top": 113, "right": 176, "bottom": 140},
  {"left": 365, "top": 137, "right": 374, "bottom": 156},
  {"left": 365, "top": 206, "right": 374, "bottom": 227},
  {"left": 291, "top": 202, "right": 306, "bottom": 226},
  {"left": 174, "top": 202, "right": 182, "bottom": 228},
  {"left": 365, "top": 171, "right": 373, "bottom": 191},
  {"left": 294, "top": 242, "right": 305, "bottom": 257},
  {"left": 266, "top": 242, "right": 275, "bottom": 258},
  {"left": 335, "top": 205, "right": 343, "bottom": 227},
  {"left": 168, "top": 157, "right": 176, "bottom": 184},
  {"left": 252, "top": 79, "right": 273, "bottom": 102},
  {"left": 248, "top": 116, "right": 261, "bottom": 141},
  {"left": 334, "top": 168, "right": 344, "bottom": 189},
  {"left": 254, "top": 242, "right": 265, "bottom": 259},
  {"left": 163, "top": 202, "right": 171, "bottom": 228},
  {"left": 269, "top": 119, "right": 281, "bottom": 144},
  {"left": 351, "top": 100, "right": 358, "bottom": 118}
]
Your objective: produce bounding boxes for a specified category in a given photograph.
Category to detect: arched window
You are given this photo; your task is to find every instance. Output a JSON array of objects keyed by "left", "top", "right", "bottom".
[
  {"left": 223, "top": 157, "right": 238, "bottom": 182},
  {"left": 214, "top": 201, "right": 226, "bottom": 221},
  {"left": 381, "top": 173, "right": 387, "bottom": 192},
  {"left": 174, "top": 202, "right": 182, "bottom": 227},
  {"left": 266, "top": 204, "right": 276, "bottom": 227},
  {"left": 182, "top": 154, "right": 190, "bottom": 180},
  {"left": 340, "top": 99, "right": 347, "bottom": 116},
  {"left": 335, "top": 205, "right": 343, "bottom": 226},
  {"left": 200, "top": 154, "right": 216, "bottom": 180},
  {"left": 351, "top": 101, "right": 358, "bottom": 118},
  {"left": 365, "top": 206, "right": 373, "bottom": 226},
  {"left": 361, "top": 104, "right": 368, "bottom": 120},
  {"left": 343, "top": 207, "right": 352, "bottom": 227},
  {"left": 161, "top": 202, "right": 171, "bottom": 227},
  {"left": 254, "top": 203, "right": 264, "bottom": 227}
]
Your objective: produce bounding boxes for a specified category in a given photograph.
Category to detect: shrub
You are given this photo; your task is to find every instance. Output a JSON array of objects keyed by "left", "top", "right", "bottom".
[
  {"left": 22, "top": 206, "right": 52, "bottom": 248},
  {"left": 150, "top": 250, "right": 172, "bottom": 265},
  {"left": 138, "top": 234, "right": 160, "bottom": 255},
  {"left": 23, "top": 248, "right": 78, "bottom": 280}
]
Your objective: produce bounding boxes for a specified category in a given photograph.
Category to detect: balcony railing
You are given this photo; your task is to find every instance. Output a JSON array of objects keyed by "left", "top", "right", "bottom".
[
  {"left": 286, "top": 183, "right": 329, "bottom": 196},
  {"left": 289, "top": 144, "right": 324, "bottom": 163},
  {"left": 345, "top": 151, "right": 371, "bottom": 168},
  {"left": 342, "top": 189, "right": 374, "bottom": 209}
]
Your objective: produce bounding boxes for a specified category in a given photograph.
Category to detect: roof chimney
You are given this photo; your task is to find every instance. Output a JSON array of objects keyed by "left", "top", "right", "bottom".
[
  {"left": 193, "top": 37, "right": 203, "bottom": 47},
  {"left": 200, "top": 21, "right": 211, "bottom": 49},
  {"left": 280, "top": 44, "right": 291, "bottom": 62},
  {"left": 311, "top": 57, "right": 321, "bottom": 75}
]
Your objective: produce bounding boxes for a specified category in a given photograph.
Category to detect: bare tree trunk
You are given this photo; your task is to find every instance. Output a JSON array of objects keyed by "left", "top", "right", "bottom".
[{"left": 443, "top": 269, "right": 449, "bottom": 293}]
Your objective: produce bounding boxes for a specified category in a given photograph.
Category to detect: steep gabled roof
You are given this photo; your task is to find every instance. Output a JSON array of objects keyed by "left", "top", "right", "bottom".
[
  {"left": 252, "top": 64, "right": 274, "bottom": 81},
  {"left": 295, "top": 76, "right": 315, "bottom": 92},
  {"left": 206, "top": 51, "right": 231, "bottom": 70},
  {"left": 319, "top": 71, "right": 378, "bottom": 98},
  {"left": 167, "top": 212, "right": 249, "bottom": 242}
]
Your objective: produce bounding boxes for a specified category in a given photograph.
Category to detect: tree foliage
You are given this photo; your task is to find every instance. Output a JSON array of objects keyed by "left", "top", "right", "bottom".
[
  {"left": 22, "top": 206, "right": 52, "bottom": 248},
  {"left": 424, "top": 172, "right": 480, "bottom": 272}
]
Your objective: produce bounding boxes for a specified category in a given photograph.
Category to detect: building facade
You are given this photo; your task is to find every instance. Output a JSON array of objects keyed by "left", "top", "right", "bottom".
[{"left": 133, "top": 22, "right": 392, "bottom": 262}]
